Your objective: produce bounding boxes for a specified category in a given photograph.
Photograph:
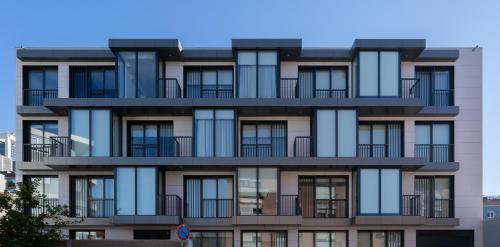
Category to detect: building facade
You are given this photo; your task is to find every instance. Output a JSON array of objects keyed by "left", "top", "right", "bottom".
[
  {"left": 0, "top": 132, "right": 16, "bottom": 192},
  {"left": 15, "top": 38, "right": 482, "bottom": 247},
  {"left": 483, "top": 196, "right": 500, "bottom": 247}
]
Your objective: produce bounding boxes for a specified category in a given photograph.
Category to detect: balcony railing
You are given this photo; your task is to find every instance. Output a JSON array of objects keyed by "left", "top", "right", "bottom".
[
  {"left": 23, "top": 136, "right": 72, "bottom": 162},
  {"left": 198, "top": 199, "right": 233, "bottom": 218},
  {"left": 241, "top": 137, "right": 287, "bottom": 157},
  {"left": 186, "top": 84, "right": 233, "bottom": 98},
  {"left": 280, "top": 78, "right": 298, "bottom": 98},
  {"left": 358, "top": 144, "right": 388, "bottom": 158},
  {"left": 415, "top": 144, "right": 454, "bottom": 162},
  {"left": 300, "top": 198, "right": 347, "bottom": 218},
  {"left": 157, "top": 195, "right": 182, "bottom": 218},
  {"left": 279, "top": 195, "right": 299, "bottom": 216},
  {"left": 314, "top": 89, "right": 347, "bottom": 99},
  {"left": 294, "top": 136, "right": 312, "bottom": 157},
  {"left": 23, "top": 89, "right": 58, "bottom": 106},
  {"left": 430, "top": 198, "right": 454, "bottom": 218},
  {"left": 129, "top": 136, "right": 193, "bottom": 157},
  {"left": 401, "top": 78, "right": 420, "bottom": 99},
  {"left": 27, "top": 198, "right": 59, "bottom": 216},
  {"left": 88, "top": 198, "right": 114, "bottom": 217},
  {"left": 159, "top": 78, "right": 182, "bottom": 98},
  {"left": 402, "top": 195, "right": 421, "bottom": 216}
]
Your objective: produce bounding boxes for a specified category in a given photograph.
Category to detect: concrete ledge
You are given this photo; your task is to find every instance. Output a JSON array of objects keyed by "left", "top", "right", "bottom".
[
  {"left": 302, "top": 217, "right": 351, "bottom": 226},
  {"left": 71, "top": 217, "right": 112, "bottom": 226},
  {"left": 183, "top": 217, "right": 232, "bottom": 226},
  {"left": 418, "top": 106, "right": 459, "bottom": 116},
  {"left": 17, "top": 161, "right": 54, "bottom": 170},
  {"left": 423, "top": 217, "right": 460, "bottom": 226},
  {"left": 17, "top": 105, "right": 56, "bottom": 116},
  {"left": 232, "top": 215, "right": 302, "bottom": 225},
  {"left": 353, "top": 216, "right": 425, "bottom": 225},
  {"left": 111, "top": 215, "right": 180, "bottom": 225},
  {"left": 418, "top": 162, "right": 460, "bottom": 171}
]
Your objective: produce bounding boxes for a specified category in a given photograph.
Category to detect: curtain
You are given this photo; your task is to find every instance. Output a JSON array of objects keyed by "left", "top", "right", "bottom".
[
  {"left": 196, "top": 119, "right": 214, "bottom": 157},
  {"left": 298, "top": 70, "right": 314, "bottom": 98},
  {"left": 186, "top": 178, "right": 201, "bottom": 218},
  {"left": 239, "top": 66, "right": 257, "bottom": 98},
  {"left": 72, "top": 177, "right": 87, "bottom": 217},
  {"left": 271, "top": 123, "right": 287, "bottom": 157},
  {"left": 158, "top": 123, "right": 174, "bottom": 157},
  {"left": 71, "top": 67, "right": 89, "bottom": 98},
  {"left": 387, "top": 123, "right": 402, "bottom": 157},
  {"left": 186, "top": 71, "right": 201, "bottom": 98},
  {"left": 215, "top": 119, "right": 234, "bottom": 157},
  {"left": 258, "top": 66, "right": 276, "bottom": 98},
  {"left": 415, "top": 69, "right": 432, "bottom": 105}
]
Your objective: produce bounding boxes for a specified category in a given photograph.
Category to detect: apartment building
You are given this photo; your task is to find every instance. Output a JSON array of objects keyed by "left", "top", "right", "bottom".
[
  {"left": 0, "top": 132, "right": 16, "bottom": 192},
  {"left": 15, "top": 38, "right": 482, "bottom": 247}
]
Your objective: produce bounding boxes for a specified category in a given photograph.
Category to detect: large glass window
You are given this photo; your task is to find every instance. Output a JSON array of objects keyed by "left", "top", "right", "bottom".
[
  {"left": 70, "top": 109, "right": 114, "bottom": 157},
  {"left": 185, "top": 67, "right": 234, "bottom": 98},
  {"left": 71, "top": 176, "right": 114, "bottom": 217},
  {"left": 190, "top": 231, "right": 233, "bottom": 247},
  {"left": 23, "top": 121, "right": 58, "bottom": 161},
  {"left": 316, "top": 109, "right": 357, "bottom": 157},
  {"left": 185, "top": 177, "right": 233, "bottom": 218},
  {"left": 117, "top": 51, "right": 158, "bottom": 98},
  {"left": 116, "top": 167, "right": 157, "bottom": 215},
  {"left": 238, "top": 167, "right": 278, "bottom": 216},
  {"left": 357, "top": 51, "right": 400, "bottom": 97},
  {"left": 415, "top": 176, "right": 454, "bottom": 218},
  {"left": 358, "top": 231, "right": 402, "bottom": 247},
  {"left": 299, "top": 231, "right": 348, "bottom": 247},
  {"left": 195, "top": 110, "right": 235, "bottom": 157},
  {"left": 23, "top": 67, "right": 58, "bottom": 105},
  {"left": 237, "top": 51, "right": 278, "bottom": 98},
  {"left": 415, "top": 66, "right": 454, "bottom": 106},
  {"left": 27, "top": 176, "right": 59, "bottom": 216},
  {"left": 242, "top": 231, "right": 287, "bottom": 247},
  {"left": 298, "top": 67, "right": 348, "bottom": 98},
  {"left": 415, "top": 122, "right": 453, "bottom": 162},
  {"left": 359, "top": 169, "right": 401, "bottom": 215},
  {"left": 358, "top": 122, "right": 403, "bottom": 158},
  {"left": 70, "top": 66, "right": 116, "bottom": 98},
  {"left": 298, "top": 176, "right": 348, "bottom": 218},
  {"left": 128, "top": 122, "right": 174, "bottom": 157},
  {"left": 241, "top": 122, "right": 287, "bottom": 157}
]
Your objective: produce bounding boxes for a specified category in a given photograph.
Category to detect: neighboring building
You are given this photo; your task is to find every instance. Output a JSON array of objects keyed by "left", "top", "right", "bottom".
[
  {"left": 483, "top": 196, "right": 500, "bottom": 247},
  {"left": 14, "top": 38, "right": 482, "bottom": 247},
  {"left": 0, "top": 133, "right": 16, "bottom": 192}
]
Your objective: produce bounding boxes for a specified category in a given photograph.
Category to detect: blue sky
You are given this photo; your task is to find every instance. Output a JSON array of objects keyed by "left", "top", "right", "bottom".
[{"left": 0, "top": 0, "right": 498, "bottom": 194}]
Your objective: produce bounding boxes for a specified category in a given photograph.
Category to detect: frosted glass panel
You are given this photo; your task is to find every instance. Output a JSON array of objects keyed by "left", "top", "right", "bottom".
[
  {"left": 316, "top": 110, "right": 336, "bottom": 157},
  {"left": 238, "top": 52, "right": 257, "bottom": 65},
  {"left": 337, "top": 110, "right": 356, "bottom": 157},
  {"left": 137, "top": 168, "right": 156, "bottom": 215},
  {"left": 381, "top": 169, "right": 400, "bottom": 214},
  {"left": 116, "top": 168, "right": 135, "bottom": 215},
  {"left": 359, "top": 51, "right": 379, "bottom": 96},
  {"left": 91, "top": 110, "right": 110, "bottom": 156},
  {"left": 360, "top": 169, "right": 379, "bottom": 214},
  {"left": 415, "top": 125, "right": 431, "bottom": 144},
  {"left": 380, "top": 52, "right": 399, "bottom": 96},
  {"left": 258, "top": 51, "right": 277, "bottom": 65},
  {"left": 432, "top": 124, "right": 450, "bottom": 144}
]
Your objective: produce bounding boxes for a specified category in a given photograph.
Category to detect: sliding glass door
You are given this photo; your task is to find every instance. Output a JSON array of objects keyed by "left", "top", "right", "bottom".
[
  {"left": 241, "top": 122, "right": 287, "bottom": 157},
  {"left": 237, "top": 51, "right": 278, "bottom": 98},
  {"left": 195, "top": 110, "right": 235, "bottom": 157}
]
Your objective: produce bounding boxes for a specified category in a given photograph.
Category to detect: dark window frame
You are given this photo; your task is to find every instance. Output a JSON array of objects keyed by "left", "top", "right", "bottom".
[
  {"left": 237, "top": 167, "right": 280, "bottom": 216},
  {"left": 240, "top": 231, "right": 288, "bottom": 247},
  {"left": 126, "top": 121, "right": 174, "bottom": 157},
  {"left": 414, "top": 121, "right": 455, "bottom": 162},
  {"left": 298, "top": 66, "right": 349, "bottom": 98},
  {"left": 114, "top": 166, "right": 158, "bottom": 216},
  {"left": 70, "top": 66, "right": 116, "bottom": 98},
  {"left": 190, "top": 231, "right": 234, "bottom": 247},
  {"left": 312, "top": 108, "right": 359, "bottom": 157},
  {"left": 193, "top": 109, "right": 237, "bottom": 157},
  {"left": 116, "top": 51, "right": 160, "bottom": 98},
  {"left": 183, "top": 66, "right": 235, "bottom": 98},
  {"left": 414, "top": 175, "right": 455, "bottom": 218},
  {"left": 23, "top": 175, "right": 58, "bottom": 199},
  {"left": 358, "top": 230, "right": 404, "bottom": 247},
  {"left": 356, "top": 168, "right": 402, "bottom": 216},
  {"left": 298, "top": 230, "right": 349, "bottom": 247},
  {"left": 240, "top": 121, "right": 288, "bottom": 157},
  {"left": 415, "top": 66, "right": 455, "bottom": 106},
  {"left": 69, "top": 175, "right": 114, "bottom": 218},
  {"left": 298, "top": 175, "right": 349, "bottom": 218},
  {"left": 183, "top": 175, "right": 234, "bottom": 218},
  {"left": 358, "top": 121, "right": 404, "bottom": 158},
  {"left": 22, "top": 66, "right": 58, "bottom": 105},
  {"left": 69, "top": 229, "right": 105, "bottom": 240},
  {"left": 236, "top": 50, "right": 280, "bottom": 98},
  {"left": 69, "top": 108, "right": 114, "bottom": 157},
  {"left": 133, "top": 229, "right": 171, "bottom": 240}
]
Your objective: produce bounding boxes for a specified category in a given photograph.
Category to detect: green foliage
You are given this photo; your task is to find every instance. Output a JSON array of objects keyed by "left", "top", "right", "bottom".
[{"left": 0, "top": 179, "right": 74, "bottom": 247}]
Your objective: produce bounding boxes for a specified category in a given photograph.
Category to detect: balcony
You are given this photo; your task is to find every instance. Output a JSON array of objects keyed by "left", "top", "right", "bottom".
[
  {"left": 111, "top": 195, "right": 181, "bottom": 225},
  {"left": 26, "top": 198, "right": 59, "bottom": 216},
  {"left": 232, "top": 195, "right": 301, "bottom": 225},
  {"left": 88, "top": 198, "right": 114, "bottom": 217},
  {"left": 186, "top": 84, "right": 233, "bottom": 98},
  {"left": 415, "top": 144, "right": 454, "bottom": 162},
  {"left": 241, "top": 137, "right": 287, "bottom": 157},
  {"left": 159, "top": 78, "right": 182, "bottom": 98},
  {"left": 23, "top": 136, "right": 71, "bottom": 162},
  {"left": 300, "top": 198, "right": 348, "bottom": 218},
  {"left": 23, "top": 89, "right": 57, "bottom": 106},
  {"left": 129, "top": 136, "right": 192, "bottom": 157}
]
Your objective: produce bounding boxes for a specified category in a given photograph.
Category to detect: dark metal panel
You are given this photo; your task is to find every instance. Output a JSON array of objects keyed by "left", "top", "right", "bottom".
[{"left": 16, "top": 48, "right": 115, "bottom": 61}]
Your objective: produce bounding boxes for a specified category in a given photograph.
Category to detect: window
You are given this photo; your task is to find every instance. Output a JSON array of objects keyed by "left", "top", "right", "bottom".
[
  {"left": 0, "top": 140, "right": 5, "bottom": 156},
  {"left": 117, "top": 51, "right": 158, "bottom": 98},
  {"left": 116, "top": 167, "right": 157, "bottom": 215},
  {"left": 191, "top": 231, "right": 233, "bottom": 247},
  {"left": 358, "top": 231, "right": 402, "bottom": 247},
  {"left": 487, "top": 211, "right": 495, "bottom": 219},
  {"left": 134, "top": 230, "right": 170, "bottom": 240},
  {"left": 241, "top": 122, "right": 287, "bottom": 157},
  {"left": 358, "top": 122, "right": 403, "bottom": 158},
  {"left": 358, "top": 169, "right": 401, "bottom": 215},
  {"left": 128, "top": 122, "right": 174, "bottom": 157},
  {"left": 70, "top": 176, "right": 114, "bottom": 217},
  {"left": 237, "top": 51, "right": 278, "bottom": 98},
  {"left": 70, "top": 66, "right": 116, "bottom": 98},
  {"left": 415, "top": 176, "right": 454, "bottom": 218},
  {"left": 356, "top": 51, "right": 400, "bottom": 97},
  {"left": 238, "top": 167, "right": 278, "bottom": 216},
  {"left": 298, "top": 176, "right": 348, "bottom": 218},
  {"left": 298, "top": 67, "right": 348, "bottom": 98},
  {"left": 70, "top": 230, "right": 105, "bottom": 240},
  {"left": 185, "top": 67, "right": 234, "bottom": 98},
  {"left": 415, "top": 67, "right": 454, "bottom": 106},
  {"left": 185, "top": 177, "right": 233, "bottom": 218},
  {"left": 70, "top": 109, "right": 117, "bottom": 157},
  {"left": 26, "top": 176, "right": 58, "bottom": 216},
  {"left": 299, "top": 231, "right": 348, "bottom": 247},
  {"left": 194, "top": 110, "right": 235, "bottom": 157},
  {"left": 315, "top": 109, "right": 357, "bottom": 157},
  {"left": 242, "top": 231, "right": 287, "bottom": 247},
  {"left": 415, "top": 122, "right": 453, "bottom": 162},
  {"left": 23, "top": 67, "right": 58, "bottom": 105},
  {"left": 23, "top": 121, "right": 58, "bottom": 162}
]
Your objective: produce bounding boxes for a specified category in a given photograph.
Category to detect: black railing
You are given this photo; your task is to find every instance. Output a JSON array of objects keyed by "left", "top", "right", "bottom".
[
  {"left": 432, "top": 199, "right": 454, "bottom": 218},
  {"left": 198, "top": 199, "right": 233, "bottom": 218},
  {"left": 157, "top": 195, "right": 182, "bottom": 217},
  {"left": 280, "top": 78, "right": 298, "bottom": 98},
  {"left": 159, "top": 78, "right": 182, "bottom": 98},
  {"left": 315, "top": 89, "right": 347, "bottom": 99},
  {"left": 312, "top": 199, "right": 348, "bottom": 218},
  {"left": 402, "top": 195, "right": 421, "bottom": 216},
  {"left": 401, "top": 78, "right": 420, "bottom": 99},
  {"left": 87, "top": 89, "right": 117, "bottom": 98},
  {"left": 294, "top": 136, "right": 312, "bottom": 157},
  {"left": 280, "top": 195, "right": 299, "bottom": 216},
  {"left": 358, "top": 144, "right": 388, "bottom": 158},
  {"left": 28, "top": 198, "right": 59, "bottom": 216},
  {"left": 23, "top": 89, "right": 58, "bottom": 106},
  {"left": 50, "top": 136, "right": 72, "bottom": 157},
  {"left": 130, "top": 136, "right": 192, "bottom": 157},
  {"left": 88, "top": 198, "right": 114, "bottom": 217},
  {"left": 23, "top": 136, "right": 72, "bottom": 162},
  {"left": 241, "top": 137, "right": 287, "bottom": 157},
  {"left": 415, "top": 144, "right": 453, "bottom": 162},
  {"left": 186, "top": 84, "right": 233, "bottom": 98}
]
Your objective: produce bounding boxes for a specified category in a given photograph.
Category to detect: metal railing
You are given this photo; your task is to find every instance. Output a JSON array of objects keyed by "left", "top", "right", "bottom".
[
  {"left": 358, "top": 144, "right": 388, "bottom": 158},
  {"left": 314, "top": 89, "right": 347, "bottom": 99},
  {"left": 314, "top": 199, "right": 348, "bottom": 218},
  {"left": 280, "top": 78, "right": 298, "bottom": 98},
  {"left": 50, "top": 136, "right": 72, "bottom": 157},
  {"left": 23, "top": 136, "right": 72, "bottom": 162},
  {"left": 198, "top": 199, "right": 233, "bottom": 218},
  {"left": 157, "top": 195, "right": 182, "bottom": 217},
  {"left": 87, "top": 89, "right": 117, "bottom": 98},
  {"left": 23, "top": 89, "right": 58, "bottom": 106},
  {"left": 159, "top": 78, "right": 182, "bottom": 98},
  {"left": 402, "top": 195, "right": 421, "bottom": 216},
  {"left": 279, "top": 195, "right": 299, "bottom": 216},
  {"left": 401, "top": 78, "right": 420, "bottom": 99},
  {"left": 130, "top": 136, "right": 192, "bottom": 157},
  {"left": 415, "top": 144, "right": 454, "bottom": 162},
  {"left": 294, "top": 136, "right": 312, "bottom": 157},
  {"left": 28, "top": 198, "right": 59, "bottom": 216},
  {"left": 186, "top": 84, "right": 233, "bottom": 98},
  {"left": 432, "top": 198, "right": 454, "bottom": 218},
  {"left": 88, "top": 198, "right": 114, "bottom": 217},
  {"left": 241, "top": 137, "right": 287, "bottom": 157}
]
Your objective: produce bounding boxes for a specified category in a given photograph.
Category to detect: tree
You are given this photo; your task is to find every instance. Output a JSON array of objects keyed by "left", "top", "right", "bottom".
[{"left": 0, "top": 179, "right": 74, "bottom": 247}]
